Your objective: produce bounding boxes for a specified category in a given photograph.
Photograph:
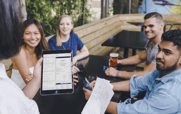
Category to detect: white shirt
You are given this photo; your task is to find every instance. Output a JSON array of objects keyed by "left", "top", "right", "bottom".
[{"left": 0, "top": 63, "right": 39, "bottom": 114}]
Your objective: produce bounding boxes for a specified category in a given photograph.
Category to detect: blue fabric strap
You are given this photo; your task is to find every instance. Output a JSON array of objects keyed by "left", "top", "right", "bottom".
[{"left": 116, "top": 71, "right": 119, "bottom": 77}]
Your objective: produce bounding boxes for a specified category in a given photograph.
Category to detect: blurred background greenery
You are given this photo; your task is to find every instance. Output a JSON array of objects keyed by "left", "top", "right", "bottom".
[{"left": 25, "top": 0, "right": 92, "bottom": 36}]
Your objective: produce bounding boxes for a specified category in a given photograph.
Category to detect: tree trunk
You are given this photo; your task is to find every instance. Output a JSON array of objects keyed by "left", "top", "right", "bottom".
[
  {"left": 105, "top": 0, "right": 108, "bottom": 17},
  {"left": 18, "top": 0, "right": 27, "bottom": 21},
  {"left": 113, "top": 0, "right": 140, "bottom": 14},
  {"left": 82, "top": 0, "right": 85, "bottom": 25},
  {"left": 131, "top": 0, "right": 139, "bottom": 14},
  {"left": 101, "top": 0, "right": 105, "bottom": 19}
]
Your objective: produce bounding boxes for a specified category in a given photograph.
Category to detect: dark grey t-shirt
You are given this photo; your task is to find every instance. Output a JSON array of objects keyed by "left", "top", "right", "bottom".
[{"left": 146, "top": 41, "right": 160, "bottom": 66}]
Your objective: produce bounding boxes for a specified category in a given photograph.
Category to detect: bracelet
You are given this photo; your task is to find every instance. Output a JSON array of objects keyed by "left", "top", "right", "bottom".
[{"left": 116, "top": 71, "right": 119, "bottom": 77}]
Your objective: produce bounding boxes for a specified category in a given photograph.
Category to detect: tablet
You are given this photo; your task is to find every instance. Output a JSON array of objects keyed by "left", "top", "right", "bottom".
[{"left": 41, "top": 50, "right": 74, "bottom": 96}]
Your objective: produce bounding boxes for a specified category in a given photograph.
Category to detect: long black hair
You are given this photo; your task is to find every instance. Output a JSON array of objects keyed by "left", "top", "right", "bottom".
[
  {"left": 0, "top": 0, "right": 23, "bottom": 60},
  {"left": 22, "top": 19, "right": 49, "bottom": 59}
]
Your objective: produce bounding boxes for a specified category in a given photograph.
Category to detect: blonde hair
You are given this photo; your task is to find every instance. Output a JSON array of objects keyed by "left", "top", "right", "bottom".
[{"left": 56, "top": 15, "right": 74, "bottom": 47}]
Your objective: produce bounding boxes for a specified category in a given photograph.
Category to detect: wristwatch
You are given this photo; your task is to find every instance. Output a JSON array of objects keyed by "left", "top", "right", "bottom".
[{"left": 116, "top": 71, "right": 119, "bottom": 77}]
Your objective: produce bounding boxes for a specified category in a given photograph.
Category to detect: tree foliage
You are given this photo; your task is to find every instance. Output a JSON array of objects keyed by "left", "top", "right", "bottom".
[{"left": 25, "top": 0, "right": 91, "bottom": 36}]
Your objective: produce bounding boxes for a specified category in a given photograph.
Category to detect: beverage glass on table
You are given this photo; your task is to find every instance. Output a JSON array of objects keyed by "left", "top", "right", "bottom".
[{"left": 110, "top": 53, "right": 118, "bottom": 69}]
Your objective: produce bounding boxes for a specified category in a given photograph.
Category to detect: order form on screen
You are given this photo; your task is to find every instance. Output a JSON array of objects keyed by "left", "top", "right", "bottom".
[{"left": 42, "top": 53, "right": 72, "bottom": 91}]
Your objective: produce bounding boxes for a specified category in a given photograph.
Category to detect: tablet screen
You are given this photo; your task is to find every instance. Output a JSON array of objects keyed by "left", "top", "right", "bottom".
[{"left": 41, "top": 50, "right": 73, "bottom": 95}]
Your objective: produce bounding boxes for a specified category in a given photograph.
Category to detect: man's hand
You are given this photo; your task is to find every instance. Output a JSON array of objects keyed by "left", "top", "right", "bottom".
[
  {"left": 83, "top": 80, "right": 96, "bottom": 100},
  {"left": 90, "top": 80, "right": 96, "bottom": 88},
  {"left": 83, "top": 87, "right": 92, "bottom": 100},
  {"left": 109, "top": 59, "right": 122, "bottom": 67},
  {"left": 73, "top": 66, "right": 80, "bottom": 74},
  {"left": 105, "top": 67, "right": 118, "bottom": 77},
  {"left": 117, "top": 60, "right": 122, "bottom": 64},
  {"left": 73, "top": 75, "right": 79, "bottom": 85},
  {"left": 73, "top": 57, "right": 78, "bottom": 65}
]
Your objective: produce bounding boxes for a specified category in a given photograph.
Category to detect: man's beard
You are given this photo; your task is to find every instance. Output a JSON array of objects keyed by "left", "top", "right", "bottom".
[{"left": 156, "top": 58, "right": 178, "bottom": 72}]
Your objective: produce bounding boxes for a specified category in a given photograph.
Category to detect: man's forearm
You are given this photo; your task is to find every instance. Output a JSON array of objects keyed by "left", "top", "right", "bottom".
[
  {"left": 106, "top": 101, "right": 118, "bottom": 114},
  {"left": 119, "top": 54, "right": 142, "bottom": 65},
  {"left": 111, "top": 80, "right": 130, "bottom": 91},
  {"left": 118, "top": 63, "right": 156, "bottom": 79},
  {"left": 118, "top": 71, "right": 146, "bottom": 79}
]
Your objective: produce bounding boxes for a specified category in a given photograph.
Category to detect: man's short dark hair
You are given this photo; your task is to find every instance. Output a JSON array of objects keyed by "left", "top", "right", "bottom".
[
  {"left": 144, "top": 12, "right": 163, "bottom": 23},
  {"left": 162, "top": 29, "right": 181, "bottom": 50},
  {"left": 0, "top": 0, "right": 23, "bottom": 60}
]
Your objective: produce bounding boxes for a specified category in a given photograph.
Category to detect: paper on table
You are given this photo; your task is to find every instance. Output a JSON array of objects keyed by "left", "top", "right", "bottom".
[{"left": 81, "top": 77, "right": 114, "bottom": 114}]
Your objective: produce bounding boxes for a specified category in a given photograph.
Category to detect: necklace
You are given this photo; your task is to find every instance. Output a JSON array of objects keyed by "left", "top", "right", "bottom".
[{"left": 62, "top": 37, "right": 71, "bottom": 50}]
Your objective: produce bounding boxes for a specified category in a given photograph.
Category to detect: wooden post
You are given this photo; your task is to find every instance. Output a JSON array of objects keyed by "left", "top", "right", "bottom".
[
  {"left": 101, "top": 0, "right": 106, "bottom": 19},
  {"left": 82, "top": 0, "right": 85, "bottom": 25},
  {"left": 107, "top": 0, "right": 109, "bottom": 16},
  {"left": 101, "top": 0, "right": 104, "bottom": 18},
  {"left": 129, "top": 0, "right": 131, "bottom": 14},
  {"left": 105, "top": 0, "right": 107, "bottom": 17}
]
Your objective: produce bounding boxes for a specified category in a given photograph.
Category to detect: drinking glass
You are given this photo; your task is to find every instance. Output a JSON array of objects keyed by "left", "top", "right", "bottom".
[{"left": 110, "top": 53, "right": 118, "bottom": 69}]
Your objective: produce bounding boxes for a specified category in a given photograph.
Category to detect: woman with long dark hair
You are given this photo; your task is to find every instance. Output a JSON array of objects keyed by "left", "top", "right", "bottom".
[{"left": 11, "top": 19, "right": 49, "bottom": 89}]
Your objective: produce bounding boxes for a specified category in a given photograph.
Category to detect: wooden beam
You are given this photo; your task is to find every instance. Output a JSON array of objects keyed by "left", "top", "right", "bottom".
[
  {"left": 81, "top": 21, "right": 123, "bottom": 44},
  {"left": 84, "top": 26, "right": 122, "bottom": 49},
  {"left": 75, "top": 15, "right": 120, "bottom": 38}
]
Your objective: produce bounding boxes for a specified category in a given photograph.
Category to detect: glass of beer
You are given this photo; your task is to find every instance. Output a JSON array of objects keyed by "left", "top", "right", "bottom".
[{"left": 110, "top": 53, "right": 119, "bottom": 69}]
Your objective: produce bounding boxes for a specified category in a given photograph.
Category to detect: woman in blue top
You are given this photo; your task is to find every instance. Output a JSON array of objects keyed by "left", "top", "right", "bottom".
[{"left": 48, "top": 15, "right": 89, "bottom": 75}]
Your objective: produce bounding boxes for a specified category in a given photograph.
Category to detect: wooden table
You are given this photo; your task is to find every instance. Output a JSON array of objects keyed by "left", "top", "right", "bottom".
[
  {"left": 102, "top": 30, "right": 148, "bottom": 58},
  {"left": 33, "top": 55, "right": 135, "bottom": 114}
]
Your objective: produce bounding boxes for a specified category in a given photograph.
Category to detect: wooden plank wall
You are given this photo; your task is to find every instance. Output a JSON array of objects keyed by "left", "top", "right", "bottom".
[
  {"left": 75, "top": 15, "right": 122, "bottom": 55},
  {"left": 73, "top": 14, "right": 144, "bottom": 56},
  {"left": 74, "top": 14, "right": 145, "bottom": 56},
  {"left": 163, "top": 14, "right": 181, "bottom": 31}
]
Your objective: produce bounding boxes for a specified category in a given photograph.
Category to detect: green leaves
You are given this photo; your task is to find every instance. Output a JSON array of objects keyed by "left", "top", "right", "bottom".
[{"left": 25, "top": 0, "right": 91, "bottom": 36}]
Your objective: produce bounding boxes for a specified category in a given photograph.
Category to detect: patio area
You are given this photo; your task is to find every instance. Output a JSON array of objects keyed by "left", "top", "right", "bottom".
[{"left": 2, "top": 14, "right": 181, "bottom": 75}]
